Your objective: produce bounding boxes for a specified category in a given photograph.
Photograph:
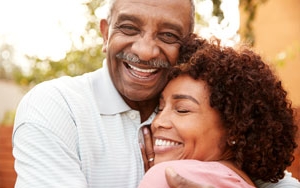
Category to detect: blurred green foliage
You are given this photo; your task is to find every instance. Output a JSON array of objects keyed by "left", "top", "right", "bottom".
[
  {"left": 239, "top": 0, "right": 268, "bottom": 46},
  {"left": 12, "top": 0, "right": 106, "bottom": 87},
  {"left": 0, "top": 0, "right": 272, "bottom": 125},
  {"left": 1, "top": 0, "right": 267, "bottom": 87},
  {"left": 0, "top": 110, "right": 16, "bottom": 127},
  {"left": 15, "top": 46, "right": 105, "bottom": 87}
]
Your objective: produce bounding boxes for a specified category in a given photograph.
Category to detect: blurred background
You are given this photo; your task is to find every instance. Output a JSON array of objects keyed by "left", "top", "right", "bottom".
[
  {"left": 0, "top": 0, "right": 299, "bottom": 124},
  {"left": 0, "top": 0, "right": 299, "bottom": 186}
]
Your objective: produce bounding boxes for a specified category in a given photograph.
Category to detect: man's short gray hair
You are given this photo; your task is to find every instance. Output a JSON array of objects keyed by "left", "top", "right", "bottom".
[{"left": 106, "top": 0, "right": 195, "bottom": 32}]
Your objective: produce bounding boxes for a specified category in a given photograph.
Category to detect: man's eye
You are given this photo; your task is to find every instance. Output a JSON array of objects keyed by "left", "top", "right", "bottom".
[
  {"left": 158, "top": 32, "right": 181, "bottom": 44},
  {"left": 117, "top": 25, "right": 139, "bottom": 36}
]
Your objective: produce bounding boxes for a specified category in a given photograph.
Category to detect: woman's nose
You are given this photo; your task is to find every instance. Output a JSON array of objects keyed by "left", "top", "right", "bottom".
[{"left": 152, "top": 110, "right": 172, "bottom": 129}]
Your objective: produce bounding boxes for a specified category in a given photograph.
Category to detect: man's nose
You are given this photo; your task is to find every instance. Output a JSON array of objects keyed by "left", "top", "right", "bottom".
[{"left": 131, "top": 34, "right": 160, "bottom": 62}]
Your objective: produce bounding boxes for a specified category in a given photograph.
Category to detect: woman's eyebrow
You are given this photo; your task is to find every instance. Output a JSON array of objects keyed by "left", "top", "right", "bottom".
[{"left": 172, "top": 94, "right": 199, "bottom": 104}]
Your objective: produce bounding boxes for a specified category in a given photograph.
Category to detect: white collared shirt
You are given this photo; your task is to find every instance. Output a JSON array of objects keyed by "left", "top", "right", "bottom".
[{"left": 13, "top": 60, "right": 155, "bottom": 188}]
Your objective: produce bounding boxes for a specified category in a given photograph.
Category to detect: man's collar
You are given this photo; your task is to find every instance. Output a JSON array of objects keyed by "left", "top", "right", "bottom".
[{"left": 91, "top": 59, "right": 131, "bottom": 115}]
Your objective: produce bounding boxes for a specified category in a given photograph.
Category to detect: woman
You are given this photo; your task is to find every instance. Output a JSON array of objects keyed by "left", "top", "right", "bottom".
[{"left": 139, "top": 36, "right": 298, "bottom": 188}]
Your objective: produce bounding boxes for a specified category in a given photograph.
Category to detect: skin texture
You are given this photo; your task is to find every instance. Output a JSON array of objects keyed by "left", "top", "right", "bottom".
[
  {"left": 100, "top": 0, "right": 193, "bottom": 122},
  {"left": 152, "top": 75, "right": 227, "bottom": 164}
]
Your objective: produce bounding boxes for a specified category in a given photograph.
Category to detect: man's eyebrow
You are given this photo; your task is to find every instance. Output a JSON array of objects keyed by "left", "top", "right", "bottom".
[
  {"left": 172, "top": 94, "right": 199, "bottom": 104},
  {"left": 116, "top": 13, "right": 143, "bottom": 25}
]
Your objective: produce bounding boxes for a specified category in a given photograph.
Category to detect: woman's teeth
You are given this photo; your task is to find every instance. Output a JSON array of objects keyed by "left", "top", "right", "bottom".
[{"left": 155, "top": 139, "right": 180, "bottom": 146}]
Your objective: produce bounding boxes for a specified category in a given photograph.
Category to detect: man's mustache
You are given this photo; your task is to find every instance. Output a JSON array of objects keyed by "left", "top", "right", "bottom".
[{"left": 116, "top": 52, "right": 170, "bottom": 68}]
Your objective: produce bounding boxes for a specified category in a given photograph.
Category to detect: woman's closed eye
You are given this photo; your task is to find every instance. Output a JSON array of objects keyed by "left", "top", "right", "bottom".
[{"left": 176, "top": 109, "right": 190, "bottom": 114}]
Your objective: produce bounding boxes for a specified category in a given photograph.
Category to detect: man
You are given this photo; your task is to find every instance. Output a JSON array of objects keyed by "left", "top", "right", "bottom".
[
  {"left": 13, "top": 0, "right": 195, "bottom": 187},
  {"left": 13, "top": 0, "right": 299, "bottom": 187}
]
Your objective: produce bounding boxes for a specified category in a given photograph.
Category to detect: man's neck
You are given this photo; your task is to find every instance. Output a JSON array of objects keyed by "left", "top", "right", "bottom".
[{"left": 123, "top": 97, "right": 158, "bottom": 123}]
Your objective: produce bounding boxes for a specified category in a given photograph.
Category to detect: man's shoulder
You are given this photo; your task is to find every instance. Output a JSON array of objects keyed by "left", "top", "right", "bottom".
[
  {"left": 31, "top": 69, "right": 101, "bottom": 96},
  {"left": 255, "top": 171, "right": 300, "bottom": 188}
]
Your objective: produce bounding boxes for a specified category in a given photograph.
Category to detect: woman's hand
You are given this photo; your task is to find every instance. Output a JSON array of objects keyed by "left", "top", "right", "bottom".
[
  {"left": 141, "top": 126, "right": 155, "bottom": 172},
  {"left": 142, "top": 126, "right": 213, "bottom": 188}
]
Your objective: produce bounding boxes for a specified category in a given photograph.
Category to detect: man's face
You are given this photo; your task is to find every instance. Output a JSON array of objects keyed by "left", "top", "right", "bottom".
[{"left": 100, "top": 0, "right": 192, "bottom": 103}]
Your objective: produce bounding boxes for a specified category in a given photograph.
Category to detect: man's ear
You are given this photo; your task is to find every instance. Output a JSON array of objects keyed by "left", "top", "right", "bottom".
[{"left": 100, "top": 19, "right": 109, "bottom": 53}]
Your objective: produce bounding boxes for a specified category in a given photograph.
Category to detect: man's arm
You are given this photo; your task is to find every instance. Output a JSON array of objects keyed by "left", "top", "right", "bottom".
[
  {"left": 13, "top": 124, "right": 87, "bottom": 188},
  {"left": 13, "top": 83, "right": 87, "bottom": 188}
]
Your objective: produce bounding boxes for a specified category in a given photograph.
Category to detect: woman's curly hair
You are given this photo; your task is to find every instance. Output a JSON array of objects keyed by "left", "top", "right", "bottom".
[{"left": 171, "top": 34, "right": 298, "bottom": 183}]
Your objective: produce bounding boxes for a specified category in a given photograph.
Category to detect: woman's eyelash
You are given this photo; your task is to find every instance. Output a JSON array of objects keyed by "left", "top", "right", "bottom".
[{"left": 177, "top": 110, "right": 189, "bottom": 113}]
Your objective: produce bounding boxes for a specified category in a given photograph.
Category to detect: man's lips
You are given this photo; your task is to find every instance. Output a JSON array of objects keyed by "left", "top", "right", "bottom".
[
  {"left": 127, "top": 63, "right": 158, "bottom": 73},
  {"left": 125, "top": 62, "right": 159, "bottom": 79}
]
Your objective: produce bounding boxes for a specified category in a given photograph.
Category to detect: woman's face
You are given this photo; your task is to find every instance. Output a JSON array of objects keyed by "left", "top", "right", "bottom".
[{"left": 152, "top": 75, "right": 226, "bottom": 164}]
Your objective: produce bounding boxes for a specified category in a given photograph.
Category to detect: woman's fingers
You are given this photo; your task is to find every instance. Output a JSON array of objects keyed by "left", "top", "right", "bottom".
[
  {"left": 140, "top": 141, "right": 149, "bottom": 172},
  {"left": 142, "top": 126, "right": 155, "bottom": 171}
]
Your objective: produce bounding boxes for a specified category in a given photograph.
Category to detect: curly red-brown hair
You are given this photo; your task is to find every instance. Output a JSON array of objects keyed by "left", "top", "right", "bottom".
[{"left": 170, "top": 34, "right": 298, "bottom": 183}]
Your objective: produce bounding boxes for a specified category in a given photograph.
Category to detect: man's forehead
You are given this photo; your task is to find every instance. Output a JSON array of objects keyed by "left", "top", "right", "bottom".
[{"left": 109, "top": 0, "right": 194, "bottom": 32}]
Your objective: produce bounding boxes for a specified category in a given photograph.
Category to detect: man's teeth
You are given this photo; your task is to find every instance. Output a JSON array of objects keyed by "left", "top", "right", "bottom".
[
  {"left": 155, "top": 139, "right": 180, "bottom": 146},
  {"left": 128, "top": 63, "right": 157, "bottom": 73}
]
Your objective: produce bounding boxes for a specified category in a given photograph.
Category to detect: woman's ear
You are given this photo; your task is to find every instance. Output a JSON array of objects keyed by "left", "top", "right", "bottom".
[{"left": 100, "top": 19, "right": 109, "bottom": 53}]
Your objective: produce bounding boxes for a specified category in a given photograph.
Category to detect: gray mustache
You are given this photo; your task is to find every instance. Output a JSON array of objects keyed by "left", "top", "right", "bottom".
[{"left": 116, "top": 52, "right": 170, "bottom": 68}]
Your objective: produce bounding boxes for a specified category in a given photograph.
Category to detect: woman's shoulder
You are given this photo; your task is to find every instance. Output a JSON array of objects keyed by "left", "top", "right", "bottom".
[{"left": 139, "top": 160, "right": 255, "bottom": 188}]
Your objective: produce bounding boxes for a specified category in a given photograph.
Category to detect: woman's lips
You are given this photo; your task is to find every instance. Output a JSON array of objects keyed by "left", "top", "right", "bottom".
[
  {"left": 155, "top": 138, "right": 181, "bottom": 146},
  {"left": 153, "top": 138, "right": 183, "bottom": 154}
]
